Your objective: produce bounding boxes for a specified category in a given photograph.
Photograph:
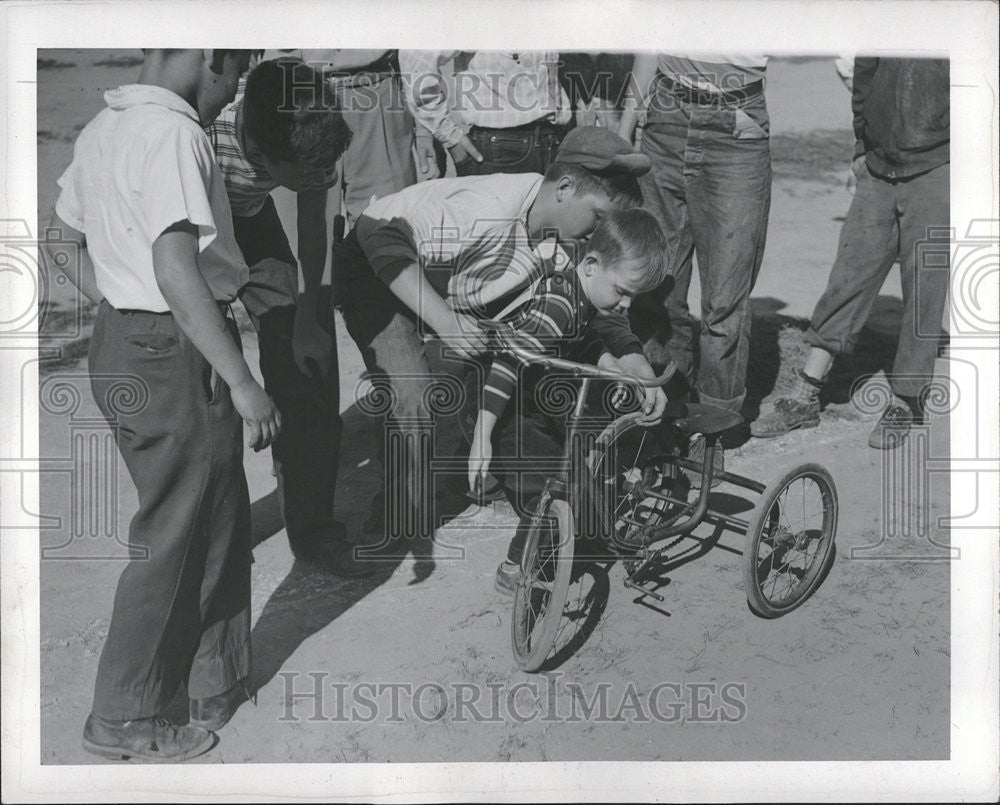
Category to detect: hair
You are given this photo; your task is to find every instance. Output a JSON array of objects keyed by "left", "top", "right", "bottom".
[
  {"left": 242, "top": 58, "right": 352, "bottom": 170},
  {"left": 544, "top": 162, "right": 643, "bottom": 210},
  {"left": 586, "top": 208, "right": 669, "bottom": 293}
]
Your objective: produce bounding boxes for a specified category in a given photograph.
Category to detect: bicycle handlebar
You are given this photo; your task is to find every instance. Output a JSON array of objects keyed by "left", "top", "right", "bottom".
[{"left": 478, "top": 319, "right": 677, "bottom": 389}]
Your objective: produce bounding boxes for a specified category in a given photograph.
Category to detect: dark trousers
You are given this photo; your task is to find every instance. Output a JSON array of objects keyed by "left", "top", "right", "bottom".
[
  {"left": 233, "top": 197, "right": 342, "bottom": 550},
  {"left": 807, "top": 162, "right": 950, "bottom": 399},
  {"left": 635, "top": 82, "right": 772, "bottom": 414},
  {"left": 332, "top": 230, "right": 438, "bottom": 540},
  {"left": 456, "top": 122, "right": 565, "bottom": 176},
  {"left": 89, "top": 302, "right": 251, "bottom": 720}
]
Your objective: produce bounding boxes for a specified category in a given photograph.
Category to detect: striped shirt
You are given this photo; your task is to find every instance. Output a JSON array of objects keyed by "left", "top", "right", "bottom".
[
  {"left": 205, "top": 100, "right": 278, "bottom": 218},
  {"left": 482, "top": 268, "right": 605, "bottom": 419},
  {"left": 398, "top": 50, "right": 571, "bottom": 148}
]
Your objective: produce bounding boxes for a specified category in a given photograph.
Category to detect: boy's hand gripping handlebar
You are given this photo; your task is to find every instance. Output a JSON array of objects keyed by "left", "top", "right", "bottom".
[{"left": 477, "top": 319, "right": 678, "bottom": 391}]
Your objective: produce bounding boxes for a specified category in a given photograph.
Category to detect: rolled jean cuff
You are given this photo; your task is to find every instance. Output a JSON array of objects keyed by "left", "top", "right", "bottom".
[{"left": 804, "top": 327, "right": 851, "bottom": 356}]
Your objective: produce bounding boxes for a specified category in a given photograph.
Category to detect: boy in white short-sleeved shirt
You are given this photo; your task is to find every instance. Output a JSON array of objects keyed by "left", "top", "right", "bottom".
[{"left": 46, "top": 48, "right": 276, "bottom": 762}]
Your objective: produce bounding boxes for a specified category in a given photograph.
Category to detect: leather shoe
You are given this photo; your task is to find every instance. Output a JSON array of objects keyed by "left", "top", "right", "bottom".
[
  {"left": 83, "top": 713, "right": 214, "bottom": 762},
  {"left": 293, "top": 539, "right": 375, "bottom": 578},
  {"left": 189, "top": 679, "right": 251, "bottom": 731}
]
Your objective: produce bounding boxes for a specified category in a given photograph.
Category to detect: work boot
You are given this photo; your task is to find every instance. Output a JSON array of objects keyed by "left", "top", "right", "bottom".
[
  {"left": 750, "top": 397, "right": 821, "bottom": 438},
  {"left": 82, "top": 713, "right": 214, "bottom": 762}
]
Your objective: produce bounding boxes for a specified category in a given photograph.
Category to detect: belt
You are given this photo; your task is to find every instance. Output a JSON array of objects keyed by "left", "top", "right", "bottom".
[
  {"left": 328, "top": 70, "right": 394, "bottom": 90},
  {"left": 469, "top": 119, "right": 568, "bottom": 137},
  {"left": 658, "top": 74, "right": 765, "bottom": 106},
  {"left": 326, "top": 49, "right": 399, "bottom": 90}
]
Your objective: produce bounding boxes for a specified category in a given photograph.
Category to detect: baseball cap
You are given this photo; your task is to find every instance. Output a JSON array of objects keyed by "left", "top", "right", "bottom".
[{"left": 554, "top": 126, "right": 651, "bottom": 177}]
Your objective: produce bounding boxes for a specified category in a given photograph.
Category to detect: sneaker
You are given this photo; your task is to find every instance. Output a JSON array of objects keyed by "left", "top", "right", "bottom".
[
  {"left": 82, "top": 713, "right": 214, "bottom": 762},
  {"left": 189, "top": 679, "right": 251, "bottom": 731},
  {"left": 494, "top": 560, "right": 521, "bottom": 596},
  {"left": 685, "top": 435, "right": 724, "bottom": 490},
  {"left": 868, "top": 403, "right": 913, "bottom": 449},
  {"left": 750, "top": 397, "right": 821, "bottom": 438}
]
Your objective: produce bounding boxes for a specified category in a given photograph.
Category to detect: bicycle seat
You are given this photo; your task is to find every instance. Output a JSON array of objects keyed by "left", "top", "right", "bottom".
[{"left": 673, "top": 403, "right": 745, "bottom": 436}]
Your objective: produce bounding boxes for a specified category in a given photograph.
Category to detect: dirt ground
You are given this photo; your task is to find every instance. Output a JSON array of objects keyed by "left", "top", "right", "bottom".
[{"left": 35, "top": 52, "right": 949, "bottom": 764}]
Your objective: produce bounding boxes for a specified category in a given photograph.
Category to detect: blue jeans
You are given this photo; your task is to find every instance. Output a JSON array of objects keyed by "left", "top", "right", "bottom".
[
  {"left": 456, "top": 123, "right": 565, "bottom": 176},
  {"left": 807, "top": 161, "right": 949, "bottom": 399},
  {"left": 635, "top": 81, "right": 772, "bottom": 414}
]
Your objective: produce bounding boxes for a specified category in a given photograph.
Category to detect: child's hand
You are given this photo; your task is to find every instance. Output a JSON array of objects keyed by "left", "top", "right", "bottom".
[
  {"left": 468, "top": 428, "right": 493, "bottom": 495},
  {"left": 231, "top": 379, "right": 282, "bottom": 451}
]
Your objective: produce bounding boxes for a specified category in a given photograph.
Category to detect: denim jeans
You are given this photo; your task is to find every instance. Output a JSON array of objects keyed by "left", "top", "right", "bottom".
[
  {"left": 456, "top": 123, "right": 565, "bottom": 176},
  {"left": 635, "top": 82, "right": 772, "bottom": 414},
  {"left": 807, "top": 161, "right": 949, "bottom": 399},
  {"left": 233, "top": 197, "right": 343, "bottom": 551},
  {"left": 89, "top": 303, "right": 250, "bottom": 720}
]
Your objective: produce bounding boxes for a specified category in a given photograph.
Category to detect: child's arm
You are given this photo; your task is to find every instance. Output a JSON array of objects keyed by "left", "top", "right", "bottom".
[
  {"left": 153, "top": 220, "right": 281, "bottom": 451},
  {"left": 467, "top": 275, "right": 579, "bottom": 490},
  {"left": 43, "top": 212, "right": 104, "bottom": 305},
  {"left": 292, "top": 187, "right": 331, "bottom": 376},
  {"left": 384, "top": 263, "right": 488, "bottom": 358},
  {"left": 468, "top": 409, "right": 497, "bottom": 494}
]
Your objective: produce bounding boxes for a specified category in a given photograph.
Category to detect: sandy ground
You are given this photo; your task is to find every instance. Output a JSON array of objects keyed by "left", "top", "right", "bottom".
[{"left": 35, "top": 52, "right": 948, "bottom": 764}]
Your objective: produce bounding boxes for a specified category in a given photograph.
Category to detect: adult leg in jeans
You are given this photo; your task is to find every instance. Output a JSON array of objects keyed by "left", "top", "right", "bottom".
[
  {"left": 233, "top": 198, "right": 346, "bottom": 558},
  {"left": 890, "top": 163, "right": 950, "bottom": 402},
  {"left": 457, "top": 127, "right": 551, "bottom": 176},
  {"left": 683, "top": 101, "right": 772, "bottom": 415},
  {"left": 635, "top": 107, "right": 697, "bottom": 385}
]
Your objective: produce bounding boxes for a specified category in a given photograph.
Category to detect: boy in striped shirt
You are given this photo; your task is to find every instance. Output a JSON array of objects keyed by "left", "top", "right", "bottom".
[
  {"left": 462, "top": 209, "right": 669, "bottom": 593},
  {"left": 205, "top": 59, "right": 367, "bottom": 576}
]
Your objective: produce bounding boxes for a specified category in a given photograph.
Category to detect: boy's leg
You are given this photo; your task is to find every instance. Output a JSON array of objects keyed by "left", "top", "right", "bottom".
[
  {"left": 186, "top": 331, "right": 253, "bottom": 705},
  {"left": 338, "top": 76, "right": 418, "bottom": 225},
  {"left": 752, "top": 165, "right": 899, "bottom": 438},
  {"left": 87, "top": 305, "right": 247, "bottom": 722},
  {"left": 233, "top": 199, "right": 355, "bottom": 571},
  {"left": 633, "top": 107, "right": 697, "bottom": 384},
  {"left": 333, "top": 232, "right": 436, "bottom": 549},
  {"left": 684, "top": 99, "right": 772, "bottom": 415},
  {"left": 889, "top": 162, "right": 950, "bottom": 402}
]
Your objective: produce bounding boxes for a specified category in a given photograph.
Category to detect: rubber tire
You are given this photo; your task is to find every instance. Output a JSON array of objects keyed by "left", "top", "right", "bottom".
[
  {"left": 511, "top": 495, "right": 575, "bottom": 671},
  {"left": 743, "top": 463, "right": 838, "bottom": 618}
]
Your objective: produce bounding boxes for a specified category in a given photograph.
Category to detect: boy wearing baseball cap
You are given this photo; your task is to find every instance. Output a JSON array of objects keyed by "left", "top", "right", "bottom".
[{"left": 333, "top": 126, "right": 668, "bottom": 555}]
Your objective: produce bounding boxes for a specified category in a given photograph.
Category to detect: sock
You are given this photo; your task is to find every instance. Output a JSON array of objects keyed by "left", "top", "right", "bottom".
[{"left": 790, "top": 369, "right": 824, "bottom": 404}]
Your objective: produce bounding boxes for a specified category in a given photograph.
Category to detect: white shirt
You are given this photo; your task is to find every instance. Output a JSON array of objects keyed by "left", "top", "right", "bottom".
[
  {"left": 55, "top": 84, "right": 248, "bottom": 312},
  {"left": 398, "top": 51, "right": 571, "bottom": 148}
]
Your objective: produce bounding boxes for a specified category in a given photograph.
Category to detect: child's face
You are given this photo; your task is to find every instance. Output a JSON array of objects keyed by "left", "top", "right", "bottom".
[
  {"left": 550, "top": 188, "right": 617, "bottom": 243},
  {"left": 580, "top": 254, "right": 644, "bottom": 314},
  {"left": 198, "top": 50, "right": 251, "bottom": 125}
]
